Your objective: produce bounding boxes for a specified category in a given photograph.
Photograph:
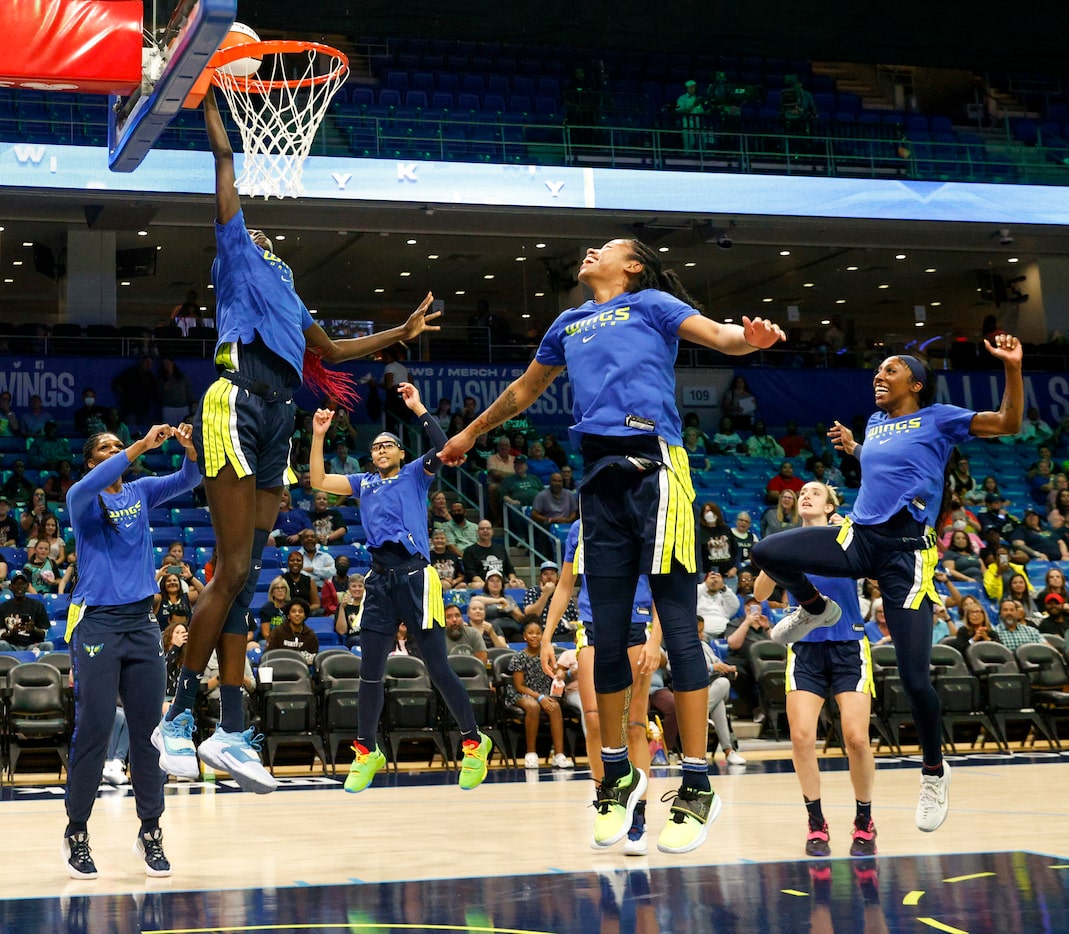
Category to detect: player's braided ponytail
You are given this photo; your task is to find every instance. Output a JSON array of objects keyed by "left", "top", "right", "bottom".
[{"left": 625, "top": 240, "right": 704, "bottom": 311}]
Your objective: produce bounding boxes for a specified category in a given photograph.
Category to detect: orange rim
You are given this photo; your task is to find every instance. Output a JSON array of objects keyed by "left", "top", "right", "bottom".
[{"left": 209, "top": 40, "right": 348, "bottom": 93}]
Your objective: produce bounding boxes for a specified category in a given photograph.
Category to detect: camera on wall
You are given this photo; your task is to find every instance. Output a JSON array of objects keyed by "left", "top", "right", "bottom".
[
  {"left": 998, "top": 228, "right": 1014, "bottom": 246},
  {"left": 716, "top": 232, "right": 733, "bottom": 249}
]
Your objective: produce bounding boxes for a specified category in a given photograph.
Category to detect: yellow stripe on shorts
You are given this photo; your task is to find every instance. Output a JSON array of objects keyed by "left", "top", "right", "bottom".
[
  {"left": 859, "top": 638, "right": 875, "bottom": 697},
  {"left": 423, "top": 566, "right": 445, "bottom": 629},
  {"left": 201, "top": 377, "right": 252, "bottom": 479},
  {"left": 575, "top": 620, "right": 590, "bottom": 653},
  {"left": 656, "top": 441, "right": 696, "bottom": 574},
  {"left": 905, "top": 530, "right": 941, "bottom": 609},
  {"left": 64, "top": 602, "right": 86, "bottom": 644}
]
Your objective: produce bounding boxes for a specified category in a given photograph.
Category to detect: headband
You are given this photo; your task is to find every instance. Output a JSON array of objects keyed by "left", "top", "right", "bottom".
[
  {"left": 899, "top": 355, "right": 927, "bottom": 388},
  {"left": 371, "top": 432, "right": 402, "bottom": 449}
]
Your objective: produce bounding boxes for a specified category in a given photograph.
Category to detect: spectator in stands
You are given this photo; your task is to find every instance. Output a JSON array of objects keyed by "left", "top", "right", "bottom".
[
  {"left": 266, "top": 597, "right": 319, "bottom": 663},
  {"left": 646, "top": 652, "right": 678, "bottom": 755},
  {"left": 470, "top": 569, "right": 526, "bottom": 640},
  {"left": 328, "top": 441, "right": 359, "bottom": 475},
  {"left": 730, "top": 510, "right": 759, "bottom": 572},
  {"left": 465, "top": 432, "right": 493, "bottom": 473},
  {"left": 27, "top": 513, "right": 67, "bottom": 565},
  {"left": 1029, "top": 459, "right": 1055, "bottom": 506},
  {"left": 808, "top": 458, "right": 844, "bottom": 489},
  {"left": 941, "top": 529, "right": 984, "bottom": 583},
  {"left": 3, "top": 461, "right": 37, "bottom": 507},
  {"left": 24, "top": 538, "right": 61, "bottom": 594},
  {"left": 780, "top": 74, "right": 817, "bottom": 133},
  {"left": 507, "top": 620, "right": 573, "bottom": 770},
  {"left": 1052, "top": 488, "right": 1069, "bottom": 524},
  {"left": 734, "top": 568, "right": 761, "bottom": 608},
  {"left": 559, "top": 464, "right": 576, "bottom": 491},
  {"left": 462, "top": 519, "right": 523, "bottom": 590},
  {"left": 747, "top": 420, "right": 784, "bottom": 458},
  {"left": 290, "top": 470, "right": 316, "bottom": 512},
  {"left": 983, "top": 545, "right": 1027, "bottom": 602},
  {"left": 389, "top": 620, "right": 421, "bottom": 658},
  {"left": 154, "top": 572, "right": 192, "bottom": 631},
  {"left": 379, "top": 344, "right": 412, "bottom": 443},
  {"left": 465, "top": 599, "right": 506, "bottom": 650},
  {"left": 724, "top": 595, "right": 773, "bottom": 720},
  {"left": 699, "top": 502, "right": 737, "bottom": 577},
  {"left": 967, "top": 474, "right": 999, "bottom": 508},
  {"left": 43, "top": 460, "right": 76, "bottom": 505},
  {"left": 542, "top": 432, "right": 569, "bottom": 469},
  {"left": 530, "top": 473, "right": 579, "bottom": 543},
  {"left": 444, "top": 501, "right": 479, "bottom": 553},
  {"left": 0, "top": 392, "right": 18, "bottom": 437},
  {"left": 994, "top": 597, "right": 1045, "bottom": 649},
  {"left": 0, "top": 497, "right": 19, "bottom": 547},
  {"left": 19, "top": 488, "right": 52, "bottom": 543},
  {"left": 297, "top": 527, "right": 336, "bottom": 585},
  {"left": 443, "top": 604, "right": 488, "bottom": 662},
  {"left": 333, "top": 572, "right": 365, "bottom": 648},
  {"left": 951, "top": 603, "right": 996, "bottom": 652},
  {"left": 429, "top": 529, "right": 465, "bottom": 591},
  {"left": 1005, "top": 572, "right": 1041, "bottom": 621},
  {"left": 0, "top": 571, "right": 53, "bottom": 651},
  {"left": 675, "top": 79, "right": 705, "bottom": 152},
  {"left": 1036, "top": 566, "right": 1069, "bottom": 606},
  {"left": 695, "top": 570, "right": 740, "bottom": 637},
  {"left": 765, "top": 460, "right": 804, "bottom": 505},
  {"left": 931, "top": 602, "right": 958, "bottom": 644},
  {"left": 432, "top": 398, "right": 454, "bottom": 432},
  {"left": 978, "top": 493, "right": 1016, "bottom": 542},
  {"left": 318, "top": 554, "right": 351, "bottom": 619},
  {"left": 322, "top": 405, "right": 357, "bottom": 449},
  {"left": 1012, "top": 507, "right": 1068, "bottom": 561},
  {"left": 112, "top": 356, "right": 158, "bottom": 427},
  {"left": 19, "top": 394, "right": 52, "bottom": 438},
  {"left": 1009, "top": 406, "right": 1054, "bottom": 447},
  {"left": 936, "top": 493, "right": 981, "bottom": 540},
  {"left": 500, "top": 455, "right": 544, "bottom": 510},
  {"left": 157, "top": 358, "right": 195, "bottom": 426},
  {"left": 269, "top": 488, "right": 312, "bottom": 547},
  {"left": 778, "top": 420, "right": 807, "bottom": 458},
  {"left": 258, "top": 576, "right": 290, "bottom": 642},
  {"left": 524, "top": 442, "right": 557, "bottom": 484},
  {"left": 761, "top": 488, "right": 801, "bottom": 538},
  {"left": 698, "top": 617, "right": 745, "bottom": 767},
  {"left": 162, "top": 615, "right": 191, "bottom": 706},
  {"left": 427, "top": 491, "right": 452, "bottom": 536},
  {"left": 948, "top": 456, "right": 977, "bottom": 503},
  {"left": 682, "top": 426, "right": 708, "bottom": 469},
  {"left": 1039, "top": 593, "right": 1068, "bottom": 637},
  {"left": 864, "top": 599, "right": 892, "bottom": 645},
  {"left": 102, "top": 408, "right": 133, "bottom": 447},
  {"left": 524, "top": 561, "right": 578, "bottom": 632},
  {"left": 1047, "top": 473, "right": 1068, "bottom": 512},
  {"left": 486, "top": 435, "right": 516, "bottom": 480},
  {"left": 306, "top": 490, "right": 346, "bottom": 546},
  {"left": 281, "top": 549, "right": 319, "bottom": 615},
  {"left": 805, "top": 422, "right": 837, "bottom": 467},
  {"left": 712, "top": 416, "right": 745, "bottom": 455},
  {"left": 73, "top": 388, "right": 107, "bottom": 436},
  {"left": 27, "top": 421, "right": 72, "bottom": 470}
]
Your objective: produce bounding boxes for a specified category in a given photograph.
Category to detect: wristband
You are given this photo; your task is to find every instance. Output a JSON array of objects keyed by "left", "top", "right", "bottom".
[{"left": 537, "top": 694, "right": 545, "bottom": 702}]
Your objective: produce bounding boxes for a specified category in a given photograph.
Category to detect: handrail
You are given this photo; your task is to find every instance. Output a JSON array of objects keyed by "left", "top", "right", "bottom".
[{"left": 502, "top": 500, "right": 562, "bottom": 576}]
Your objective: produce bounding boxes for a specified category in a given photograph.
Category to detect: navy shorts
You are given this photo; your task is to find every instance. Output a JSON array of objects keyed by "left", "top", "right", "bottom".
[
  {"left": 786, "top": 639, "right": 875, "bottom": 697},
  {"left": 361, "top": 560, "right": 445, "bottom": 636},
  {"left": 576, "top": 435, "right": 696, "bottom": 578},
  {"left": 575, "top": 618, "right": 648, "bottom": 653},
  {"left": 193, "top": 338, "right": 300, "bottom": 488}
]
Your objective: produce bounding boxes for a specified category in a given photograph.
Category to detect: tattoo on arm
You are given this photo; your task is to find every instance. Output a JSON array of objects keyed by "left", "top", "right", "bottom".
[{"left": 471, "top": 389, "right": 519, "bottom": 436}]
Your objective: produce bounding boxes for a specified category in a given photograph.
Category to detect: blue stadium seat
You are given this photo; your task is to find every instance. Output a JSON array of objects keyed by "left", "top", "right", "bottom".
[{"left": 172, "top": 507, "right": 211, "bottom": 528}]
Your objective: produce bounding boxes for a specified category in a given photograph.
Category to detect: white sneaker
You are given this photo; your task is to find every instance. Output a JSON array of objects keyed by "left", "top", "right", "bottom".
[
  {"left": 102, "top": 759, "right": 129, "bottom": 786},
  {"left": 771, "top": 598, "right": 842, "bottom": 644},
  {"left": 524, "top": 752, "right": 540, "bottom": 769},
  {"left": 552, "top": 753, "right": 575, "bottom": 769},
  {"left": 197, "top": 727, "right": 279, "bottom": 794},
  {"left": 725, "top": 749, "right": 747, "bottom": 766},
  {"left": 623, "top": 826, "right": 648, "bottom": 856},
  {"left": 151, "top": 712, "right": 200, "bottom": 780},
  {"left": 916, "top": 761, "right": 951, "bottom": 832}
]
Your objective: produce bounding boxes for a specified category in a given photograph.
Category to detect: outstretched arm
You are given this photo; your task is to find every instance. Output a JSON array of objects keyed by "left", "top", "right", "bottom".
[
  {"left": 677, "top": 314, "right": 785, "bottom": 356},
  {"left": 398, "top": 382, "right": 449, "bottom": 475},
  {"left": 970, "top": 334, "right": 1024, "bottom": 438},
  {"left": 310, "top": 410, "right": 357, "bottom": 498},
  {"left": 304, "top": 292, "right": 442, "bottom": 364},
  {"left": 203, "top": 88, "right": 239, "bottom": 226},
  {"left": 439, "top": 360, "right": 564, "bottom": 465}
]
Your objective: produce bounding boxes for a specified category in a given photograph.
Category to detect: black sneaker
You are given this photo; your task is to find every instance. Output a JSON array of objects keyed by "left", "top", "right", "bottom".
[
  {"left": 63, "top": 832, "right": 98, "bottom": 880},
  {"left": 850, "top": 819, "right": 878, "bottom": 857},
  {"left": 805, "top": 822, "right": 831, "bottom": 857},
  {"left": 134, "top": 828, "right": 172, "bottom": 877}
]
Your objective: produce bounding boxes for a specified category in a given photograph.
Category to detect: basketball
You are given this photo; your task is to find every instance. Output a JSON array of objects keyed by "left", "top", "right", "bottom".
[{"left": 215, "top": 22, "right": 262, "bottom": 78}]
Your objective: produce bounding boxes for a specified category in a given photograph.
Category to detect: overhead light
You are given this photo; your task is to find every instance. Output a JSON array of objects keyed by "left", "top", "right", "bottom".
[
  {"left": 895, "top": 253, "right": 906, "bottom": 260},
  {"left": 156, "top": 245, "right": 162, "bottom": 251},
  {"left": 406, "top": 239, "right": 417, "bottom": 245},
  {"left": 21, "top": 241, "right": 32, "bottom": 247},
  {"left": 1008, "top": 257, "right": 1019, "bottom": 263},
  {"left": 779, "top": 250, "right": 791, "bottom": 256},
  {"left": 535, "top": 242, "right": 546, "bottom": 248},
  {"left": 207, "top": 283, "right": 213, "bottom": 289},
  {"left": 3, "top": 278, "right": 12, "bottom": 283},
  {"left": 275, "top": 234, "right": 285, "bottom": 241},
  {"left": 427, "top": 254, "right": 439, "bottom": 260},
  {"left": 924, "top": 267, "right": 937, "bottom": 273},
  {"left": 0, "top": 226, "right": 5, "bottom": 232},
  {"left": 878, "top": 284, "right": 890, "bottom": 289},
  {"left": 11, "top": 261, "right": 22, "bottom": 266},
  {"left": 762, "top": 297, "right": 773, "bottom": 303},
  {"left": 120, "top": 280, "right": 131, "bottom": 286},
  {"left": 684, "top": 262, "right": 696, "bottom": 267},
  {"left": 997, "top": 228, "right": 1014, "bottom": 245},
  {"left": 483, "top": 274, "right": 494, "bottom": 280},
  {"left": 309, "top": 308, "right": 318, "bottom": 315},
  {"left": 803, "top": 282, "right": 815, "bottom": 288},
  {"left": 835, "top": 299, "right": 846, "bottom": 304},
  {"left": 137, "top": 230, "right": 148, "bottom": 236},
  {"left": 846, "top": 265, "right": 858, "bottom": 271},
  {"left": 515, "top": 256, "right": 527, "bottom": 262},
  {"left": 658, "top": 246, "right": 669, "bottom": 253},
  {"left": 400, "top": 271, "right": 411, "bottom": 277},
  {"left": 455, "top": 290, "right": 466, "bottom": 295},
  {"left": 931, "top": 301, "right": 942, "bottom": 307},
  {"left": 534, "top": 291, "right": 545, "bottom": 297},
  {"left": 521, "top": 313, "right": 531, "bottom": 319},
  {"left": 821, "top": 319, "right": 831, "bottom": 325},
  {"left": 915, "top": 321, "right": 925, "bottom": 327},
  {"left": 723, "top": 318, "right": 734, "bottom": 323},
  {"left": 374, "top": 288, "right": 385, "bottom": 293},
  {"left": 199, "top": 306, "right": 207, "bottom": 312}
]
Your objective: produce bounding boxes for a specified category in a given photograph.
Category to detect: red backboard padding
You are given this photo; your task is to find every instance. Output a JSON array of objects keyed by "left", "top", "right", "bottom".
[{"left": 1, "top": 0, "right": 143, "bottom": 95}]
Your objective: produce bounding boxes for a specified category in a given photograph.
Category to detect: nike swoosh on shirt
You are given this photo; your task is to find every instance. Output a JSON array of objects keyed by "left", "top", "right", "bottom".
[
  {"left": 582, "top": 334, "right": 596, "bottom": 343},
  {"left": 878, "top": 437, "right": 894, "bottom": 445}
]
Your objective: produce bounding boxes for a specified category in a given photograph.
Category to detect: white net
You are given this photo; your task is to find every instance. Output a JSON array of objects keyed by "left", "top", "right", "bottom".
[{"left": 212, "top": 42, "right": 348, "bottom": 199}]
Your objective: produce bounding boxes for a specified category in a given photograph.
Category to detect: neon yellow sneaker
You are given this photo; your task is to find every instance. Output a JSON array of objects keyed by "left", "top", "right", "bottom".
[
  {"left": 343, "top": 743, "right": 386, "bottom": 794},
  {"left": 459, "top": 732, "right": 492, "bottom": 790},
  {"left": 657, "top": 787, "right": 722, "bottom": 854},
  {"left": 592, "top": 765, "right": 648, "bottom": 847}
]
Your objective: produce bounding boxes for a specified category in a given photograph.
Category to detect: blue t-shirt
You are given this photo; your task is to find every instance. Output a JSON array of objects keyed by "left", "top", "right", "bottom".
[
  {"left": 864, "top": 621, "right": 886, "bottom": 644},
  {"left": 790, "top": 574, "right": 865, "bottom": 643},
  {"left": 534, "top": 289, "right": 699, "bottom": 445},
  {"left": 212, "top": 209, "right": 314, "bottom": 379},
  {"left": 350, "top": 461, "right": 434, "bottom": 560},
  {"left": 68, "top": 455, "right": 201, "bottom": 610},
  {"left": 564, "top": 520, "right": 651, "bottom": 622},
  {"left": 851, "top": 404, "right": 975, "bottom": 528}
]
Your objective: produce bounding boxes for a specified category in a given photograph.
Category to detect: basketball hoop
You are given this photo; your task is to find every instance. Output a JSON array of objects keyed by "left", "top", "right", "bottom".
[{"left": 210, "top": 40, "right": 348, "bottom": 199}]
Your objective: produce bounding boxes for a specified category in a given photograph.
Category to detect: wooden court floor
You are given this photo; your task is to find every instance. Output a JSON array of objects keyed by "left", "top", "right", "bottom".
[{"left": 1, "top": 751, "right": 1068, "bottom": 933}]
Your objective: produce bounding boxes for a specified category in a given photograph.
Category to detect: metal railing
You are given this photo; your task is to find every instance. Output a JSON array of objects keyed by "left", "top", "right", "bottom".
[{"left": 502, "top": 500, "right": 562, "bottom": 574}]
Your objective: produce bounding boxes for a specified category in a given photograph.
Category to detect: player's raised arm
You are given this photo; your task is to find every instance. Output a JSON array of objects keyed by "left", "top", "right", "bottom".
[{"left": 203, "top": 88, "right": 239, "bottom": 226}]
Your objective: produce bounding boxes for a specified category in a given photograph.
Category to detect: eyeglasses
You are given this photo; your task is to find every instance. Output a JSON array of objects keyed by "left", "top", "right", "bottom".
[{"left": 370, "top": 441, "right": 398, "bottom": 453}]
